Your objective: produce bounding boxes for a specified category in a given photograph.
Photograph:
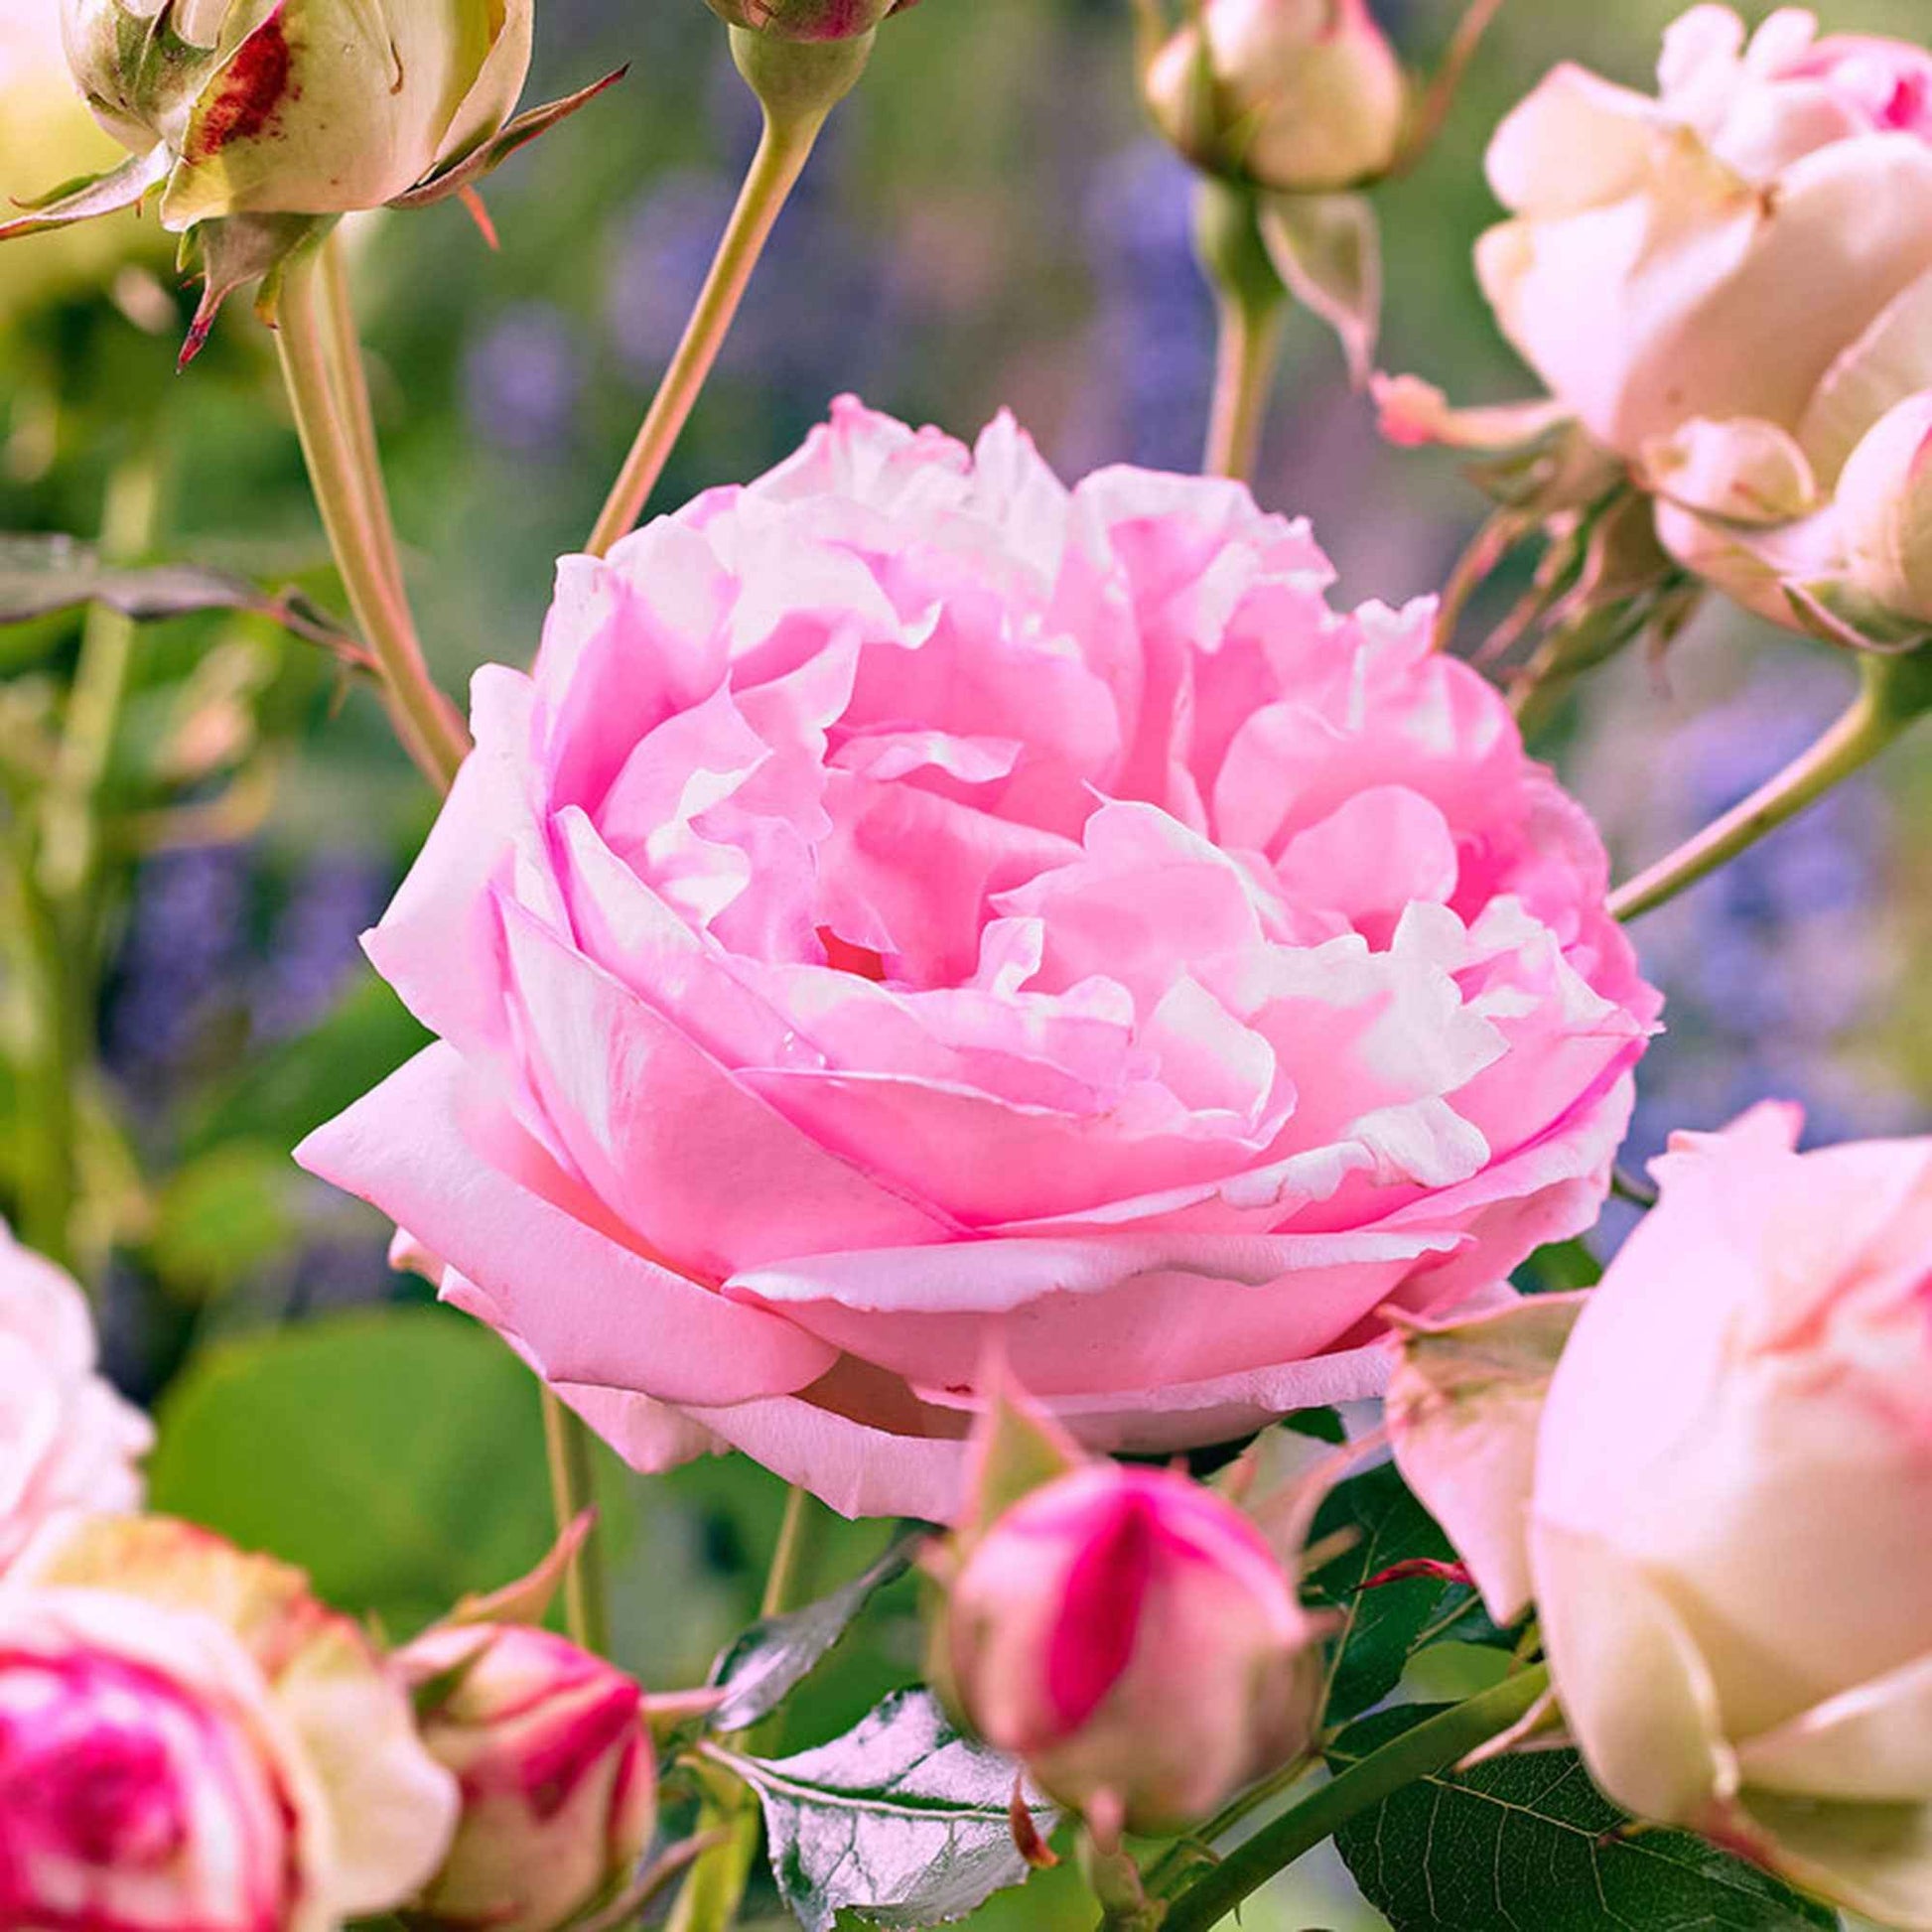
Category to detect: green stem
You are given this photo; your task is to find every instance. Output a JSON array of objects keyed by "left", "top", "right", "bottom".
[
  {"left": 39, "top": 451, "right": 162, "bottom": 914},
  {"left": 1158, "top": 1668, "right": 1551, "bottom": 1932},
  {"left": 542, "top": 1391, "right": 610, "bottom": 1656},
  {"left": 5, "top": 849, "right": 76, "bottom": 1270},
  {"left": 1195, "top": 179, "right": 1288, "bottom": 483},
  {"left": 1609, "top": 649, "right": 1930, "bottom": 922},
  {"left": 667, "top": 1484, "right": 827, "bottom": 1932},
  {"left": 274, "top": 236, "right": 469, "bottom": 789},
  {"left": 585, "top": 100, "right": 832, "bottom": 557}
]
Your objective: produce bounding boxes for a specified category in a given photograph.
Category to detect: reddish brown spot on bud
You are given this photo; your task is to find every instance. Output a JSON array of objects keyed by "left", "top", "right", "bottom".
[{"left": 188, "top": 8, "right": 296, "bottom": 160}]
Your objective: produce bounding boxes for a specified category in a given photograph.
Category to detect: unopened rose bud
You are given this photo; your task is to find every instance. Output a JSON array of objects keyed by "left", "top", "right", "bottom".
[
  {"left": 401, "top": 1624, "right": 656, "bottom": 1932},
  {"left": 61, "top": 0, "right": 533, "bottom": 228},
  {"left": 943, "top": 1462, "right": 1321, "bottom": 1837},
  {"left": 1833, "top": 389, "right": 1932, "bottom": 629},
  {"left": 1144, "top": 0, "right": 1409, "bottom": 193},
  {"left": 704, "top": 0, "right": 914, "bottom": 38}
]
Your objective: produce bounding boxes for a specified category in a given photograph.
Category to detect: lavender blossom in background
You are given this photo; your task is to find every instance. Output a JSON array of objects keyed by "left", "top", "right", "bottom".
[
  {"left": 1081, "top": 141, "right": 1214, "bottom": 473},
  {"left": 463, "top": 305, "right": 585, "bottom": 459}
]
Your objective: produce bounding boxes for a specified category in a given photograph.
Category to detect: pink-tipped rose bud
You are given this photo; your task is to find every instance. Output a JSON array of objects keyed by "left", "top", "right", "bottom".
[
  {"left": 944, "top": 1462, "right": 1321, "bottom": 1836},
  {"left": 401, "top": 1624, "right": 656, "bottom": 1932},
  {"left": 1530, "top": 1105, "right": 1932, "bottom": 1930},
  {"left": 1, "top": 1220, "right": 151, "bottom": 1572},
  {"left": 1144, "top": 0, "right": 1409, "bottom": 192},
  {"left": 703, "top": 0, "right": 913, "bottom": 41}
]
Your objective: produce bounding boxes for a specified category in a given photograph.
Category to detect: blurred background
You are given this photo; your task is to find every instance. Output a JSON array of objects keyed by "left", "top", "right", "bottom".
[{"left": 1, "top": 1, "right": 1926, "bottom": 1924}]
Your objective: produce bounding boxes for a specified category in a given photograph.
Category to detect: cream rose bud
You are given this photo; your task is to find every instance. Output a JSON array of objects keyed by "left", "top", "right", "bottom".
[
  {"left": 1145, "top": 0, "right": 1408, "bottom": 192},
  {"left": 401, "top": 1624, "right": 656, "bottom": 1932},
  {"left": 0, "top": 1221, "right": 151, "bottom": 1570},
  {"left": 3, "top": 1514, "right": 459, "bottom": 1931},
  {"left": 58, "top": 0, "right": 533, "bottom": 228},
  {"left": 1476, "top": 7, "right": 1932, "bottom": 461},
  {"left": 1530, "top": 1105, "right": 1932, "bottom": 1930},
  {"left": 944, "top": 1462, "right": 1321, "bottom": 1836},
  {"left": 1834, "top": 389, "right": 1932, "bottom": 627}
]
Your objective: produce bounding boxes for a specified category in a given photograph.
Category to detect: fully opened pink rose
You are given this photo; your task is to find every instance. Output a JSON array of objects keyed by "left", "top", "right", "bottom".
[
  {"left": 0, "top": 1219, "right": 151, "bottom": 1571},
  {"left": 299, "top": 399, "right": 1656, "bottom": 1521}
]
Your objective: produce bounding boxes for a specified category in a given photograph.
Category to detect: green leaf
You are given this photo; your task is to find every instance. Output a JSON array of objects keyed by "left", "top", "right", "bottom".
[
  {"left": 146, "top": 1140, "right": 297, "bottom": 1304},
  {"left": 719, "top": 1688, "right": 1053, "bottom": 1932},
  {"left": 1331, "top": 1710, "right": 1838, "bottom": 1931},
  {"left": 147, "top": 1306, "right": 577, "bottom": 1634},
  {"left": 1309, "top": 1461, "right": 1507, "bottom": 1726},
  {"left": 707, "top": 1529, "right": 925, "bottom": 1735}
]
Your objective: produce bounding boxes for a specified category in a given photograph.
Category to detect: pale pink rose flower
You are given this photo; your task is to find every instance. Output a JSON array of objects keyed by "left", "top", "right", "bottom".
[
  {"left": 1530, "top": 1105, "right": 1932, "bottom": 1929},
  {"left": 0, "top": 1220, "right": 151, "bottom": 1571},
  {"left": 0, "top": 1515, "right": 459, "bottom": 1932},
  {"left": 299, "top": 398, "right": 1656, "bottom": 1521},
  {"left": 400, "top": 1623, "right": 655, "bottom": 1932},
  {"left": 944, "top": 1461, "right": 1321, "bottom": 1834},
  {"left": 1477, "top": 6, "right": 1932, "bottom": 460}
]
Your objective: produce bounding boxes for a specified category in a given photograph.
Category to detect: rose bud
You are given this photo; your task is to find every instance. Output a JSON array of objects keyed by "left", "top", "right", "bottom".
[
  {"left": 1529, "top": 1105, "right": 1932, "bottom": 1931},
  {"left": 943, "top": 1460, "right": 1322, "bottom": 1836},
  {"left": 0, "top": 1219, "right": 151, "bottom": 1572},
  {"left": 3, "top": 1513, "right": 459, "bottom": 1928},
  {"left": 704, "top": 0, "right": 916, "bottom": 40},
  {"left": 1144, "top": 0, "right": 1408, "bottom": 193},
  {"left": 1476, "top": 7, "right": 1932, "bottom": 463},
  {"left": 1832, "top": 389, "right": 1932, "bottom": 629},
  {"left": 6, "top": 0, "right": 615, "bottom": 356},
  {"left": 400, "top": 1623, "right": 656, "bottom": 1932}
]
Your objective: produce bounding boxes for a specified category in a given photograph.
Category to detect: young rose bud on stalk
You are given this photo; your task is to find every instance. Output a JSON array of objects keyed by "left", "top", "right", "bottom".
[
  {"left": 1143, "top": 0, "right": 1409, "bottom": 193},
  {"left": 941, "top": 1458, "right": 1324, "bottom": 1838},
  {"left": 4, "top": 0, "right": 616, "bottom": 357},
  {"left": 400, "top": 1623, "right": 656, "bottom": 1932}
]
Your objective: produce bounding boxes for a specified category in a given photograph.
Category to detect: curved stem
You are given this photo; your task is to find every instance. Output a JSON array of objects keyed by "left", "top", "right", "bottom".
[
  {"left": 1195, "top": 180, "right": 1288, "bottom": 483},
  {"left": 1158, "top": 1668, "right": 1551, "bottom": 1932},
  {"left": 542, "top": 1391, "right": 610, "bottom": 1655},
  {"left": 586, "top": 109, "right": 825, "bottom": 558},
  {"left": 666, "top": 1485, "right": 827, "bottom": 1932},
  {"left": 1608, "top": 654, "right": 1926, "bottom": 922},
  {"left": 275, "top": 237, "right": 469, "bottom": 789}
]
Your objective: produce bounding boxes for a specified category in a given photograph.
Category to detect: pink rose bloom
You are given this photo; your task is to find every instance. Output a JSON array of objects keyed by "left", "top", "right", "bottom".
[
  {"left": 1530, "top": 1106, "right": 1932, "bottom": 1929},
  {"left": 0, "top": 1221, "right": 151, "bottom": 1570},
  {"left": 299, "top": 399, "right": 1655, "bottom": 1521},
  {"left": 943, "top": 1461, "right": 1320, "bottom": 1834},
  {"left": 1478, "top": 6, "right": 1932, "bottom": 461}
]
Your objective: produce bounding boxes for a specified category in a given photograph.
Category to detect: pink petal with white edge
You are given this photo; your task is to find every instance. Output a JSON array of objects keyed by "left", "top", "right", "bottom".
[{"left": 293, "top": 1044, "right": 836, "bottom": 1409}]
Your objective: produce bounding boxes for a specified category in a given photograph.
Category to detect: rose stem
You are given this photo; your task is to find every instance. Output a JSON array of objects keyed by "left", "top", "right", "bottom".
[
  {"left": 1157, "top": 1666, "right": 1552, "bottom": 1931},
  {"left": 667, "top": 1484, "right": 829, "bottom": 1932},
  {"left": 274, "top": 232, "right": 470, "bottom": 790},
  {"left": 585, "top": 32, "right": 872, "bottom": 559},
  {"left": 543, "top": 1390, "right": 612, "bottom": 1656},
  {"left": 1196, "top": 177, "right": 1289, "bottom": 483},
  {"left": 1608, "top": 646, "right": 1932, "bottom": 922}
]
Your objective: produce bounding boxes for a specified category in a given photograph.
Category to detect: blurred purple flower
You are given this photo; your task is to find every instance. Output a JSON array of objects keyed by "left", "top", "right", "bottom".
[
  {"left": 251, "top": 853, "right": 390, "bottom": 1043},
  {"left": 1081, "top": 141, "right": 1214, "bottom": 472},
  {"left": 464, "top": 305, "right": 584, "bottom": 457}
]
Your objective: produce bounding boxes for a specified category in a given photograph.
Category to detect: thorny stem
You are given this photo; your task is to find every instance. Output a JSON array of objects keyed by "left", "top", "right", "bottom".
[{"left": 274, "top": 234, "right": 469, "bottom": 789}]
